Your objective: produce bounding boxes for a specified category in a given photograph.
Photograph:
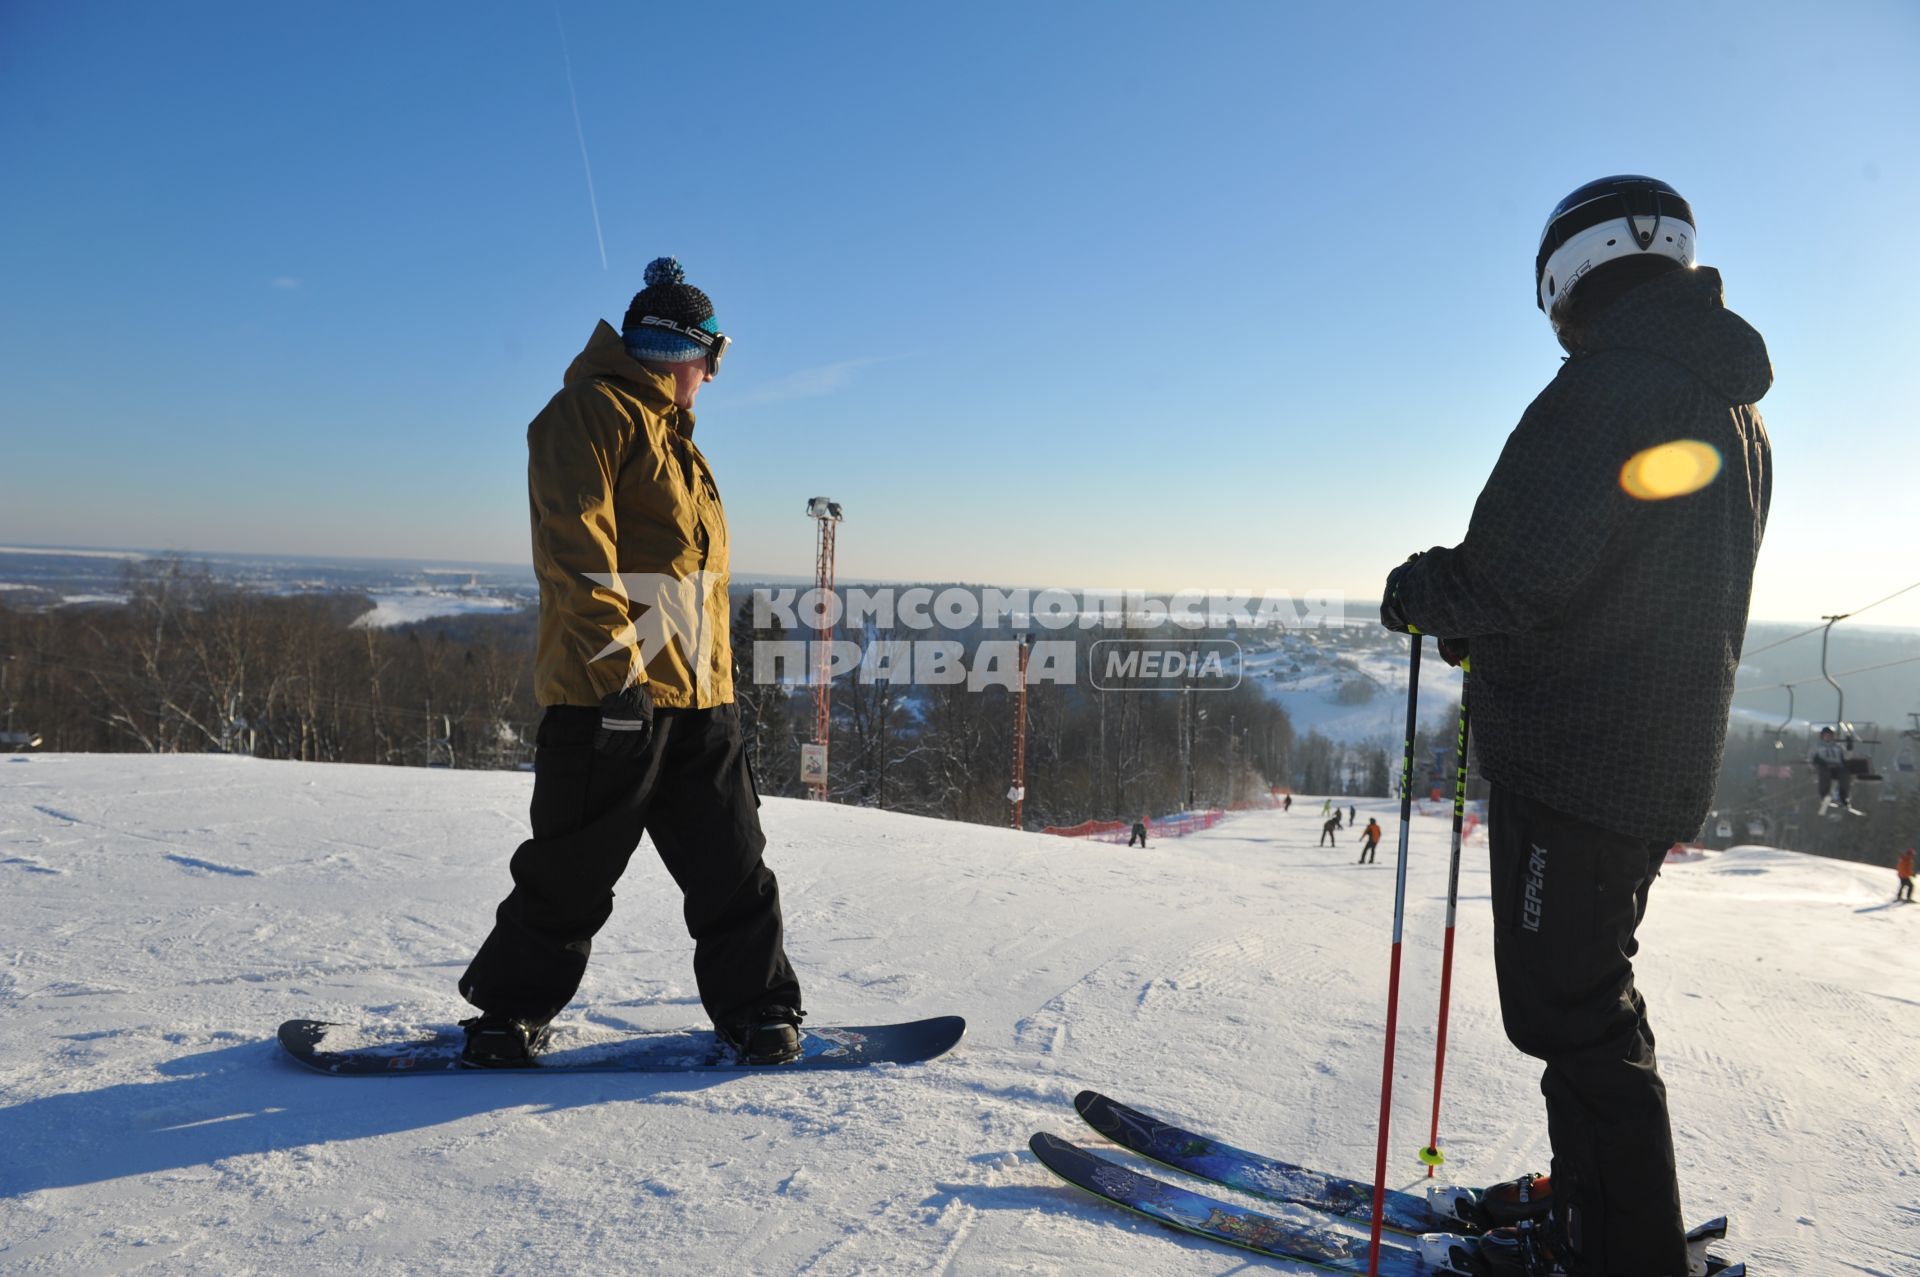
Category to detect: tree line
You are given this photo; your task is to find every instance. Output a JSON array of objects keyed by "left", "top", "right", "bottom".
[{"left": 2, "top": 559, "right": 1474, "bottom": 833}]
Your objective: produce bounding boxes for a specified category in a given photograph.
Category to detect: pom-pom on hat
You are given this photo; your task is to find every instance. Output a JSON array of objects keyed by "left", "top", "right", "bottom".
[{"left": 622, "top": 257, "right": 720, "bottom": 364}]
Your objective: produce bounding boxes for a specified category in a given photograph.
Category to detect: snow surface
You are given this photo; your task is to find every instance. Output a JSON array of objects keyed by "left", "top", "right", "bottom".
[
  {"left": 2, "top": 754, "right": 1916, "bottom": 1275},
  {"left": 350, "top": 593, "right": 525, "bottom": 629},
  {"left": 1245, "top": 640, "right": 1466, "bottom": 746}
]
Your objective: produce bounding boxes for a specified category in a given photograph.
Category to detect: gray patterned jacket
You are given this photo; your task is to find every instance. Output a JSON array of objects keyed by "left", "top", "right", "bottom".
[{"left": 1392, "top": 267, "right": 1772, "bottom": 842}]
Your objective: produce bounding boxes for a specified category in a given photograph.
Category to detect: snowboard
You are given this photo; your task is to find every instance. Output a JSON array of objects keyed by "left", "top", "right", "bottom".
[{"left": 278, "top": 1014, "right": 965, "bottom": 1075}]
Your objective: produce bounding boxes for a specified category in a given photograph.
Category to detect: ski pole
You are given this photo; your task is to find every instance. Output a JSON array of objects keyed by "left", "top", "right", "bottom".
[
  {"left": 1368, "top": 631, "right": 1422, "bottom": 1277},
  {"left": 1420, "top": 668, "right": 1470, "bottom": 1176}
]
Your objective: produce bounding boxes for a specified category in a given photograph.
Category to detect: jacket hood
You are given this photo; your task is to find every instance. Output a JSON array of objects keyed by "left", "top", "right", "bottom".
[
  {"left": 1576, "top": 266, "right": 1772, "bottom": 406},
  {"left": 563, "top": 321, "right": 682, "bottom": 411}
]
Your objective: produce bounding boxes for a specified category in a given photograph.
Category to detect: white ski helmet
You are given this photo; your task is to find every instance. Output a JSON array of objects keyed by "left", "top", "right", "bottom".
[{"left": 1535, "top": 175, "right": 1696, "bottom": 317}]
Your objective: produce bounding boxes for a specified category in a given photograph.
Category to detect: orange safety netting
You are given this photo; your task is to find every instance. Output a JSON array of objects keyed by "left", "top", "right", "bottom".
[{"left": 1043, "top": 810, "right": 1230, "bottom": 842}]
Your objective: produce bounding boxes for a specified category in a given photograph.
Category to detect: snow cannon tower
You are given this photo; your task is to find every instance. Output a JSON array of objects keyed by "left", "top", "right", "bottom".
[{"left": 804, "top": 498, "right": 844, "bottom": 801}]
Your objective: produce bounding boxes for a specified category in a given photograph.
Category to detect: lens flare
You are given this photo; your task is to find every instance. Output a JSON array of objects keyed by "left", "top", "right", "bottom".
[{"left": 1619, "top": 439, "right": 1722, "bottom": 501}]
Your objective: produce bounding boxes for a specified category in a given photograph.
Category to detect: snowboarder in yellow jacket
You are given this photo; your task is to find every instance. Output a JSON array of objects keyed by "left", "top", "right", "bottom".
[{"left": 459, "top": 258, "right": 802, "bottom": 1068}]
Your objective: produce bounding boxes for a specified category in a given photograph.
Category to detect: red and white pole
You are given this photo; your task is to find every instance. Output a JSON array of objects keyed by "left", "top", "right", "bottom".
[
  {"left": 1422, "top": 674, "right": 1471, "bottom": 1176},
  {"left": 1368, "top": 633, "right": 1423, "bottom": 1276}
]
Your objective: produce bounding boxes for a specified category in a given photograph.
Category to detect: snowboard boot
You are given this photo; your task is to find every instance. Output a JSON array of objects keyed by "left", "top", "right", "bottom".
[
  {"left": 717, "top": 1005, "right": 806, "bottom": 1065},
  {"left": 458, "top": 1013, "right": 551, "bottom": 1068}
]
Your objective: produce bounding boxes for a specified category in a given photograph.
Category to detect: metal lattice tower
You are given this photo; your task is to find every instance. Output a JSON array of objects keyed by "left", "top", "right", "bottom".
[
  {"left": 805, "top": 497, "right": 843, "bottom": 801},
  {"left": 1010, "top": 635, "right": 1031, "bottom": 829}
]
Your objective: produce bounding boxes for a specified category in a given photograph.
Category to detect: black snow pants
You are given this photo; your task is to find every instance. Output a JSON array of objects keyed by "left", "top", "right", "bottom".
[
  {"left": 1357, "top": 835, "right": 1379, "bottom": 864},
  {"left": 459, "top": 703, "right": 800, "bottom": 1029},
  {"left": 1487, "top": 785, "right": 1688, "bottom": 1277},
  {"left": 1814, "top": 760, "right": 1851, "bottom": 804},
  {"left": 1900, "top": 875, "right": 1914, "bottom": 903}
]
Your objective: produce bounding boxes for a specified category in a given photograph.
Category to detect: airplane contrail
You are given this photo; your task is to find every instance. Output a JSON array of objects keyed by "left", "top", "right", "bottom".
[{"left": 554, "top": 4, "right": 608, "bottom": 271}]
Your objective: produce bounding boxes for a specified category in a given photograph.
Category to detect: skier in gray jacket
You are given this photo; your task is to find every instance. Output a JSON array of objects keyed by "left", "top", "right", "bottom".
[
  {"left": 1379, "top": 176, "right": 1771, "bottom": 1277},
  {"left": 1809, "top": 726, "right": 1854, "bottom": 812}
]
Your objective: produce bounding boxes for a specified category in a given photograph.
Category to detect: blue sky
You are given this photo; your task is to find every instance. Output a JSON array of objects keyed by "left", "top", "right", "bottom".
[{"left": 2, "top": 1, "right": 1917, "bottom": 625}]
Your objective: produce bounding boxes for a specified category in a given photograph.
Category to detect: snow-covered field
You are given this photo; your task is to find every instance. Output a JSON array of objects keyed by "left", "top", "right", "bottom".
[
  {"left": 350, "top": 593, "right": 525, "bottom": 628},
  {"left": 2, "top": 754, "right": 1915, "bottom": 1275},
  {"left": 1246, "top": 643, "right": 1466, "bottom": 746}
]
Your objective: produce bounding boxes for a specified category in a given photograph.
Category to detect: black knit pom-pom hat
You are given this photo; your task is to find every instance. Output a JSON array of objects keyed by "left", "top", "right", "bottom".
[{"left": 622, "top": 257, "right": 720, "bottom": 363}]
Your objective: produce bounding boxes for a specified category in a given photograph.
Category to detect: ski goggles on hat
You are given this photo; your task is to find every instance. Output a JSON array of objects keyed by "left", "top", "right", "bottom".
[{"left": 636, "top": 315, "right": 730, "bottom": 376}]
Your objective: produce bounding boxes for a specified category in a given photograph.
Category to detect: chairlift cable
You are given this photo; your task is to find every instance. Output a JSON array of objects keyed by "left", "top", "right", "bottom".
[
  {"left": 1741, "top": 576, "right": 1920, "bottom": 658},
  {"left": 1732, "top": 652, "right": 1920, "bottom": 698}
]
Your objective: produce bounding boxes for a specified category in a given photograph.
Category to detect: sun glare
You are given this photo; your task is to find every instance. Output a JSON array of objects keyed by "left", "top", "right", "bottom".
[{"left": 1620, "top": 439, "right": 1723, "bottom": 501}]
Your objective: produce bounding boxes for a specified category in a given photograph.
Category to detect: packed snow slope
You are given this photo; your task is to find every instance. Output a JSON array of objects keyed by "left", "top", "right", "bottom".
[{"left": 2, "top": 755, "right": 1916, "bottom": 1276}]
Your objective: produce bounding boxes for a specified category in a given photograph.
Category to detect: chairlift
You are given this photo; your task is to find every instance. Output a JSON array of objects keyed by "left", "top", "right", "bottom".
[
  {"left": 1830, "top": 725, "right": 1885, "bottom": 783},
  {"left": 1816, "top": 615, "right": 1883, "bottom": 782}
]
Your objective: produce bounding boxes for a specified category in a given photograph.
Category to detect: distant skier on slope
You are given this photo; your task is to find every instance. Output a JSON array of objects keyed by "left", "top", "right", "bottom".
[
  {"left": 1379, "top": 176, "right": 1770, "bottom": 1277},
  {"left": 1319, "top": 812, "right": 1341, "bottom": 847},
  {"left": 1809, "top": 726, "right": 1859, "bottom": 815},
  {"left": 1129, "top": 818, "right": 1149, "bottom": 848},
  {"left": 456, "top": 258, "right": 804, "bottom": 1069},
  {"left": 1357, "top": 818, "right": 1382, "bottom": 864},
  {"left": 1282, "top": 794, "right": 1292, "bottom": 813},
  {"left": 1897, "top": 847, "right": 1915, "bottom": 903}
]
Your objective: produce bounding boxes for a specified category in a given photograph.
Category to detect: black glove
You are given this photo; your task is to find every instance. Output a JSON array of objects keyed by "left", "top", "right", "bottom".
[
  {"left": 594, "top": 685, "right": 654, "bottom": 759},
  {"left": 1379, "top": 553, "right": 1420, "bottom": 633},
  {"left": 1437, "top": 637, "right": 1470, "bottom": 669}
]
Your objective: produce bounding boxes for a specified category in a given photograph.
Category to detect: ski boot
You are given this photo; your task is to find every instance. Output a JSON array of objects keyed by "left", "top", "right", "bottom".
[
  {"left": 1478, "top": 1172, "right": 1554, "bottom": 1229},
  {"left": 1418, "top": 1218, "right": 1563, "bottom": 1276},
  {"left": 717, "top": 1005, "right": 806, "bottom": 1065},
  {"left": 1427, "top": 1171, "right": 1551, "bottom": 1232},
  {"left": 1471, "top": 1218, "right": 1567, "bottom": 1276},
  {"left": 458, "top": 1013, "right": 551, "bottom": 1068},
  {"left": 1424, "top": 1207, "right": 1734, "bottom": 1277}
]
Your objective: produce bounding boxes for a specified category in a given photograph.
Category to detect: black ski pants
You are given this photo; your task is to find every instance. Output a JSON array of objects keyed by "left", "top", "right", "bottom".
[
  {"left": 1814, "top": 760, "right": 1851, "bottom": 804},
  {"left": 1357, "top": 835, "right": 1379, "bottom": 864},
  {"left": 1487, "top": 785, "right": 1687, "bottom": 1277},
  {"left": 459, "top": 703, "right": 800, "bottom": 1029},
  {"left": 1900, "top": 875, "right": 1914, "bottom": 903}
]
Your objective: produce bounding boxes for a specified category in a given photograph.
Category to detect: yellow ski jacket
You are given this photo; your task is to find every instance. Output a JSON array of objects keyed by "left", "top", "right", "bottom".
[{"left": 527, "top": 321, "right": 734, "bottom": 710}]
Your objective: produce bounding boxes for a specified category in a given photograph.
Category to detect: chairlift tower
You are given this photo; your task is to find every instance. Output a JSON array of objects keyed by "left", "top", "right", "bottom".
[
  {"left": 804, "top": 497, "right": 843, "bottom": 801},
  {"left": 1009, "top": 635, "right": 1031, "bottom": 829}
]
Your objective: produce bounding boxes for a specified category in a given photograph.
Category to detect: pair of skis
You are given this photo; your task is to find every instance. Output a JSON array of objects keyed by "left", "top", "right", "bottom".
[{"left": 1034, "top": 1090, "right": 1743, "bottom": 1275}]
